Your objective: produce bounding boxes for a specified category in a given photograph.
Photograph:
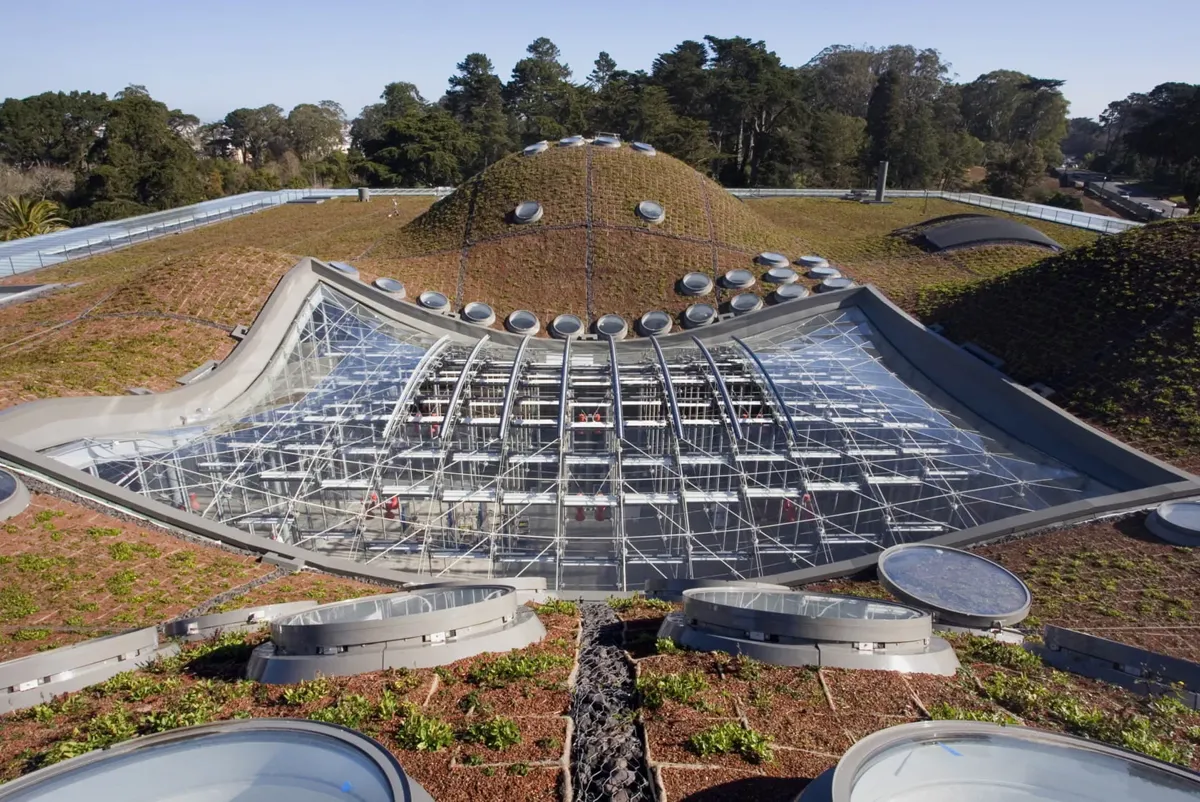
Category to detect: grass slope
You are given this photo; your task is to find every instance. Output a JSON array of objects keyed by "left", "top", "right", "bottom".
[{"left": 916, "top": 217, "right": 1200, "bottom": 470}]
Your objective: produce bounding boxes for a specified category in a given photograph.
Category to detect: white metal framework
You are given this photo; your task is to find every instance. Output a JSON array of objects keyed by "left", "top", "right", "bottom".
[{"left": 47, "top": 285, "right": 1104, "bottom": 590}]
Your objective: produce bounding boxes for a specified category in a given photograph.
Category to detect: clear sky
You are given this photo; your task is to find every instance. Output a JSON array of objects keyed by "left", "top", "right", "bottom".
[{"left": 3, "top": 0, "right": 1197, "bottom": 122}]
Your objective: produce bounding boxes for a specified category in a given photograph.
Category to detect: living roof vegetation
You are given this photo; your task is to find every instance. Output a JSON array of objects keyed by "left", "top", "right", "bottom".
[{"left": 916, "top": 217, "right": 1200, "bottom": 472}]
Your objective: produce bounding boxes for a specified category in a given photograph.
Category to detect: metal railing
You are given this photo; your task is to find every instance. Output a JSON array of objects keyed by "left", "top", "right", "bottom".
[
  {"left": 729, "top": 188, "right": 1141, "bottom": 234},
  {"left": 0, "top": 187, "right": 451, "bottom": 278},
  {"left": 2, "top": 183, "right": 1136, "bottom": 278}
]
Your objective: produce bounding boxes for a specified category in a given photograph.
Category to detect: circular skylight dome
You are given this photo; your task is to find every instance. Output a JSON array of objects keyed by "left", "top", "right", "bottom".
[
  {"left": 512, "top": 200, "right": 543, "bottom": 224},
  {"left": 595, "top": 314, "right": 629, "bottom": 339},
  {"left": 0, "top": 719, "right": 433, "bottom": 802},
  {"left": 808, "top": 264, "right": 842, "bottom": 280},
  {"left": 523, "top": 141, "right": 549, "bottom": 156},
  {"left": 0, "top": 469, "right": 30, "bottom": 522},
  {"left": 327, "top": 261, "right": 359, "bottom": 277},
  {"left": 683, "top": 303, "right": 717, "bottom": 328},
  {"left": 373, "top": 277, "right": 406, "bottom": 297},
  {"left": 636, "top": 200, "right": 666, "bottom": 224},
  {"left": 645, "top": 577, "right": 789, "bottom": 602},
  {"left": 729, "top": 293, "right": 763, "bottom": 315},
  {"left": 764, "top": 266, "right": 798, "bottom": 284},
  {"left": 549, "top": 313, "right": 584, "bottom": 339},
  {"left": 679, "top": 272, "right": 714, "bottom": 297},
  {"left": 755, "top": 252, "right": 790, "bottom": 268},
  {"left": 797, "top": 255, "right": 830, "bottom": 269},
  {"left": 506, "top": 310, "right": 541, "bottom": 335},
  {"left": 877, "top": 544, "right": 1031, "bottom": 628},
  {"left": 661, "top": 588, "right": 956, "bottom": 673},
  {"left": 803, "top": 720, "right": 1200, "bottom": 802},
  {"left": 638, "top": 310, "right": 673, "bottom": 336},
  {"left": 722, "top": 269, "right": 756, "bottom": 289},
  {"left": 772, "top": 284, "right": 810, "bottom": 303},
  {"left": 593, "top": 135, "right": 621, "bottom": 148},
  {"left": 818, "top": 277, "right": 856, "bottom": 292},
  {"left": 1146, "top": 500, "right": 1200, "bottom": 546},
  {"left": 461, "top": 302, "right": 496, "bottom": 327},
  {"left": 558, "top": 135, "right": 584, "bottom": 147},
  {"left": 417, "top": 291, "right": 449, "bottom": 312},
  {"left": 631, "top": 142, "right": 657, "bottom": 155}
]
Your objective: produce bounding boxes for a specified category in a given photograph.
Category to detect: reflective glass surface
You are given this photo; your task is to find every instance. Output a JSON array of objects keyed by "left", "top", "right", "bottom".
[
  {"left": 879, "top": 545, "right": 1030, "bottom": 619},
  {"left": 0, "top": 470, "right": 15, "bottom": 503},
  {"left": 47, "top": 292, "right": 1107, "bottom": 591},
  {"left": 507, "top": 310, "right": 539, "bottom": 331},
  {"left": 689, "top": 589, "right": 923, "bottom": 620},
  {"left": 373, "top": 278, "right": 405, "bottom": 294},
  {"left": 418, "top": 291, "right": 448, "bottom": 309},
  {"left": 279, "top": 586, "right": 509, "bottom": 626}
]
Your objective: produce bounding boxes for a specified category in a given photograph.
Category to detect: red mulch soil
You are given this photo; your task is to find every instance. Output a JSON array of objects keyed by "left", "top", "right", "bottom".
[{"left": 209, "top": 570, "right": 391, "bottom": 612}]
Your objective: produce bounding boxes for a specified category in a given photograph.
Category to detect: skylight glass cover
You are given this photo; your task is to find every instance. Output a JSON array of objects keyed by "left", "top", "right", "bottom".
[{"left": 44, "top": 288, "right": 1108, "bottom": 590}]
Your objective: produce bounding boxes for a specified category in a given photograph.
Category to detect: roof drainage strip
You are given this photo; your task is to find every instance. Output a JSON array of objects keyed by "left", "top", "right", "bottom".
[
  {"left": 246, "top": 585, "right": 546, "bottom": 683},
  {"left": 0, "top": 718, "right": 433, "bottom": 802},
  {"left": 658, "top": 588, "right": 959, "bottom": 674}
]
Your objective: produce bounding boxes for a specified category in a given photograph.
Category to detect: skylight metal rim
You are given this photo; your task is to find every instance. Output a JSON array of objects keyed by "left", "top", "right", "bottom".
[
  {"left": 876, "top": 543, "right": 1032, "bottom": 628},
  {"left": 0, "top": 717, "right": 429, "bottom": 802},
  {"left": 680, "top": 587, "right": 933, "bottom": 644},
  {"left": 270, "top": 586, "right": 518, "bottom": 652},
  {"left": 827, "top": 720, "right": 1200, "bottom": 802},
  {"left": 0, "top": 468, "right": 29, "bottom": 522}
]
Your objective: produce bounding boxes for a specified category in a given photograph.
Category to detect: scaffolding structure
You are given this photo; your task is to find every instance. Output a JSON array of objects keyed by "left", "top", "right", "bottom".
[{"left": 47, "top": 286, "right": 1103, "bottom": 590}]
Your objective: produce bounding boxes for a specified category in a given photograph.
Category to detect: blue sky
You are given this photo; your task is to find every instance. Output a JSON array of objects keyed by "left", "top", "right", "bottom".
[{"left": 4, "top": 0, "right": 1197, "bottom": 122}]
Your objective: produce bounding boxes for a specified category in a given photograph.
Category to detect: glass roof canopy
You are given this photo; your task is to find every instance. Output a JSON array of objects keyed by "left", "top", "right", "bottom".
[{"left": 46, "top": 285, "right": 1107, "bottom": 590}]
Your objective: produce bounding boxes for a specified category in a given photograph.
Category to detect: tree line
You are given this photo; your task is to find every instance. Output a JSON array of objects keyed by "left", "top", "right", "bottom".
[{"left": 0, "top": 36, "right": 1196, "bottom": 238}]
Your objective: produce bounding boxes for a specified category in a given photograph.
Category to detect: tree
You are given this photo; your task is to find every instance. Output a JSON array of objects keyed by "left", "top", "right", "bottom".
[
  {"left": 0, "top": 196, "right": 68, "bottom": 240},
  {"left": 223, "top": 105, "right": 285, "bottom": 167},
  {"left": 1062, "top": 117, "right": 1103, "bottom": 159},
  {"left": 808, "top": 111, "right": 866, "bottom": 187},
  {"left": 442, "top": 53, "right": 513, "bottom": 171},
  {"left": 358, "top": 110, "right": 477, "bottom": 187},
  {"left": 504, "top": 37, "right": 576, "bottom": 142},
  {"left": 0, "top": 91, "right": 111, "bottom": 169},
  {"left": 588, "top": 52, "right": 618, "bottom": 89},
  {"left": 287, "top": 101, "right": 345, "bottom": 161},
  {"left": 351, "top": 83, "right": 427, "bottom": 150},
  {"left": 76, "top": 85, "right": 201, "bottom": 218},
  {"left": 650, "top": 40, "right": 710, "bottom": 119}
]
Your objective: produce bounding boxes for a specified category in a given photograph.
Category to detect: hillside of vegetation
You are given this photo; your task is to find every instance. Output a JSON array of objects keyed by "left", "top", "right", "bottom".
[{"left": 917, "top": 217, "right": 1200, "bottom": 471}]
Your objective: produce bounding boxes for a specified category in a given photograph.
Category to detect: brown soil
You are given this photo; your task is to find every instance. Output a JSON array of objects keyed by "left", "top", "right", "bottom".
[{"left": 208, "top": 570, "right": 392, "bottom": 612}]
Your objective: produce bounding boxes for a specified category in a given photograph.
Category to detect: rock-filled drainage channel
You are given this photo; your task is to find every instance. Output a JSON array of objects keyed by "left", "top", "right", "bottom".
[{"left": 569, "top": 602, "right": 654, "bottom": 802}]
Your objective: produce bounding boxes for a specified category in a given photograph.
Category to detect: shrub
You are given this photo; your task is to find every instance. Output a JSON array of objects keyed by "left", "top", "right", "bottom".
[
  {"left": 462, "top": 717, "right": 522, "bottom": 750},
  {"left": 534, "top": 599, "right": 579, "bottom": 616},
  {"left": 688, "top": 722, "right": 773, "bottom": 763},
  {"left": 394, "top": 704, "right": 454, "bottom": 752},
  {"left": 467, "top": 652, "right": 570, "bottom": 687},
  {"left": 637, "top": 671, "right": 708, "bottom": 709}
]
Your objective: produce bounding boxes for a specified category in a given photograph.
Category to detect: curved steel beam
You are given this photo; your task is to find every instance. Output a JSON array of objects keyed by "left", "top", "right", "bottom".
[
  {"left": 692, "top": 336, "right": 743, "bottom": 441},
  {"left": 649, "top": 336, "right": 685, "bottom": 440},
  {"left": 732, "top": 335, "right": 797, "bottom": 444},
  {"left": 607, "top": 335, "right": 625, "bottom": 440},
  {"left": 441, "top": 335, "right": 491, "bottom": 439},
  {"left": 382, "top": 335, "right": 451, "bottom": 442},
  {"left": 497, "top": 336, "right": 532, "bottom": 441}
]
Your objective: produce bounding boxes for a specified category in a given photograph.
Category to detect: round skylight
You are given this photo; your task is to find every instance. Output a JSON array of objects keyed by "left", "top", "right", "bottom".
[
  {"left": 593, "top": 135, "right": 621, "bottom": 148},
  {"left": 797, "top": 255, "right": 830, "bottom": 269},
  {"left": 631, "top": 142, "right": 657, "bottom": 155},
  {"left": 0, "top": 469, "right": 29, "bottom": 522},
  {"left": 512, "top": 200, "right": 543, "bottom": 224},
  {"left": 327, "top": 261, "right": 359, "bottom": 277},
  {"left": 722, "top": 269, "right": 756, "bottom": 289},
  {"left": 811, "top": 720, "right": 1200, "bottom": 802},
  {"left": 558, "top": 135, "right": 584, "bottom": 147},
  {"left": 808, "top": 265, "right": 842, "bottom": 280},
  {"left": 0, "top": 719, "right": 431, "bottom": 802},
  {"left": 523, "top": 141, "right": 549, "bottom": 156},
  {"left": 373, "top": 277, "right": 406, "bottom": 297},
  {"left": 506, "top": 310, "right": 541, "bottom": 335},
  {"left": 595, "top": 314, "right": 628, "bottom": 339},
  {"left": 877, "top": 544, "right": 1031, "bottom": 628},
  {"left": 772, "top": 284, "right": 810, "bottom": 303},
  {"left": 636, "top": 200, "right": 665, "bottom": 224},
  {"left": 1146, "top": 500, "right": 1200, "bottom": 546},
  {"left": 683, "top": 303, "right": 717, "bottom": 328},
  {"left": 645, "top": 577, "right": 789, "bottom": 601},
  {"left": 755, "top": 252, "right": 790, "bottom": 268},
  {"left": 461, "top": 302, "right": 496, "bottom": 327},
  {"left": 417, "top": 291, "right": 449, "bottom": 311},
  {"left": 818, "top": 277, "right": 856, "bottom": 292},
  {"left": 679, "top": 272, "right": 714, "bottom": 297},
  {"left": 550, "top": 314, "right": 584, "bottom": 339},
  {"left": 729, "top": 293, "right": 763, "bottom": 315},
  {"left": 638, "top": 310, "right": 673, "bottom": 336},
  {"left": 764, "top": 266, "right": 798, "bottom": 284}
]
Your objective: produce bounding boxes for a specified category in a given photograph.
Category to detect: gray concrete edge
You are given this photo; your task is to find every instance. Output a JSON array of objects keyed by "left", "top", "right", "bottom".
[
  {"left": 163, "top": 600, "right": 320, "bottom": 641},
  {"left": 0, "top": 626, "right": 160, "bottom": 689}
]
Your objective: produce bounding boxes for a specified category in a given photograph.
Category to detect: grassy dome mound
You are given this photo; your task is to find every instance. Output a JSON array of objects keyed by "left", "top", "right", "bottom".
[
  {"left": 362, "top": 142, "right": 813, "bottom": 326},
  {"left": 916, "top": 217, "right": 1200, "bottom": 470}
]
